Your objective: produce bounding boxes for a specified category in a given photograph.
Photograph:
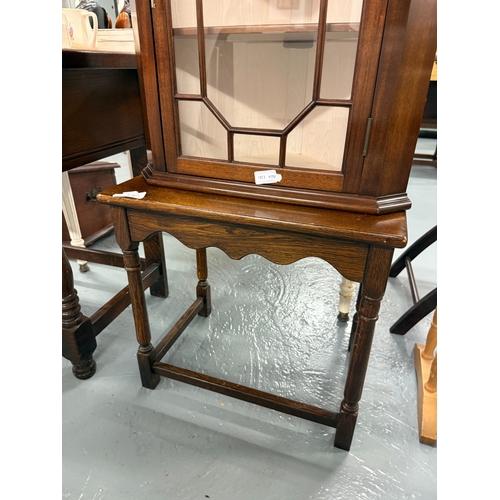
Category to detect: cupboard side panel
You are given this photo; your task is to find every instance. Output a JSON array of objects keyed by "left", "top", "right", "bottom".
[{"left": 359, "top": 0, "right": 437, "bottom": 197}]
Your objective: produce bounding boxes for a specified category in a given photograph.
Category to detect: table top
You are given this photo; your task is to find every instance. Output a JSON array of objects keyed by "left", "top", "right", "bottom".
[{"left": 98, "top": 175, "right": 408, "bottom": 248}]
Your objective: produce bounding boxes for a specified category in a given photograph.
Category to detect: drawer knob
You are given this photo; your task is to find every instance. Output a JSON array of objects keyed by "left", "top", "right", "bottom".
[{"left": 86, "top": 187, "right": 102, "bottom": 201}]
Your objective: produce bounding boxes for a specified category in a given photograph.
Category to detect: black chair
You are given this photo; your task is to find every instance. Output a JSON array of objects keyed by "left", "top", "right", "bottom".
[{"left": 389, "top": 225, "right": 437, "bottom": 334}]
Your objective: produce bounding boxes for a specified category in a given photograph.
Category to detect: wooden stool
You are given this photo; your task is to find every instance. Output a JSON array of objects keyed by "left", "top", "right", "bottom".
[
  {"left": 414, "top": 308, "right": 437, "bottom": 445},
  {"left": 98, "top": 176, "right": 408, "bottom": 451}
]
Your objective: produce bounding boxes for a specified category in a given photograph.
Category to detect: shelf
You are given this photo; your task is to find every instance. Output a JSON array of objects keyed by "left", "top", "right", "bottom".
[
  {"left": 173, "top": 22, "right": 360, "bottom": 36},
  {"left": 230, "top": 153, "right": 342, "bottom": 172}
]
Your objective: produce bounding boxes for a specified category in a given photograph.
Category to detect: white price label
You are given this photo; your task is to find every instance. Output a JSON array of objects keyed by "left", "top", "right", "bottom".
[
  {"left": 254, "top": 170, "right": 282, "bottom": 185},
  {"left": 112, "top": 191, "right": 147, "bottom": 199}
]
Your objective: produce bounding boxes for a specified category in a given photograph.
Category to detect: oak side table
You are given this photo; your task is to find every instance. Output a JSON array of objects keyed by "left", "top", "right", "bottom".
[{"left": 98, "top": 175, "right": 407, "bottom": 450}]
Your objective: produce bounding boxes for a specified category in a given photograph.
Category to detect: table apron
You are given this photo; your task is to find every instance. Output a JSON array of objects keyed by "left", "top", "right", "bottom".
[{"left": 127, "top": 209, "right": 369, "bottom": 283}]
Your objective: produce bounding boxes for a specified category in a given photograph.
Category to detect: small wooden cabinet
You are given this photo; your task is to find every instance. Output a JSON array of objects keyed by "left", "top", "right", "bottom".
[
  {"left": 62, "top": 161, "right": 119, "bottom": 246},
  {"left": 131, "top": 0, "right": 436, "bottom": 214}
]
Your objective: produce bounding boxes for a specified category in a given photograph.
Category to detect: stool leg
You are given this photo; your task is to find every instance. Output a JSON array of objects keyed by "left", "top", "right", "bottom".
[
  {"left": 196, "top": 248, "right": 211, "bottom": 317},
  {"left": 123, "top": 246, "right": 160, "bottom": 389},
  {"left": 335, "top": 247, "right": 393, "bottom": 451}
]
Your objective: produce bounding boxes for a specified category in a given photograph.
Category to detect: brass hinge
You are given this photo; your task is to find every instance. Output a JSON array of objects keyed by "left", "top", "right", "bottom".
[{"left": 362, "top": 117, "right": 373, "bottom": 157}]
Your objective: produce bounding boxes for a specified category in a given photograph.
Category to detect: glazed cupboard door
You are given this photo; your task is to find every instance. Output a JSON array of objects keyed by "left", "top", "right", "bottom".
[{"left": 135, "top": 0, "right": 436, "bottom": 213}]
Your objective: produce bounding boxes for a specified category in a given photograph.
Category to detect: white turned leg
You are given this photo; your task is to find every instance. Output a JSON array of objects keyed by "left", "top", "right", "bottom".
[
  {"left": 62, "top": 171, "right": 89, "bottom": 272},
  {"left": 337, "top": 277, "right": 355, "bottom": 322}
]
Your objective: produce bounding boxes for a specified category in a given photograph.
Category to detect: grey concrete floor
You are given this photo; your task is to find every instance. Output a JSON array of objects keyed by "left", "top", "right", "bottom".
[{"left": 62, "top": 149, "right": 437, "bottom": 499}]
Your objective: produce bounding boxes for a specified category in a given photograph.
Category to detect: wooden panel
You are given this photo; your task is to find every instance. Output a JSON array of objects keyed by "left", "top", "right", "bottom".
[{"left": 359, "top": 0, "right": 437, "bottom": 196}]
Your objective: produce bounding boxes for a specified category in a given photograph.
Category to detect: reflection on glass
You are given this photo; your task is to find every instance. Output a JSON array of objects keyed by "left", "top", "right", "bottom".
[
  {"left": 233, "top": 134, "right": 280, "bottom": 166},
  {"left": 286, "top": 106, "right": 349, "bottom": 171},
  {"left": 178, "top": 101, "right": 227, "bottom": 160}
]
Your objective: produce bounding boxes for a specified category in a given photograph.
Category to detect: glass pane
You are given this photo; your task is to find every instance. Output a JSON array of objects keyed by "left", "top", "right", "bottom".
[
  {"left": 178, "top": 100, "right": 227, "bottom": 160},
  {"left": 327, "top": 0, "right": 363, "bottom": 24},
  {"left": 170, "top": 1, "right": 362, "bottom": 170},
  {"left": 174, "top": 34, "right": 200, "bottom": 95},
  {"left": 320, "top": 30, "right": 358, "bottom": 100},
  {"left": 234, "top": 135, "right": 280, "bottom": 166},
  {"left": 171, "top": 0, "right": 200, "bottom": 94},
  {"left": 286, "top": 106, "right": 349, "bottom": 171},
  {"left": 321, "top": 0, "right": 363, "bottom": 99},
  {"left": 202, "top": 0, "right": 321, "bottom": 27},
  {"left": 202, "top": 0, "right": 320, "bottom": 130},
  {"left": 170, "top": 0, "right": 197, "bottom": 29},
  {"left": 206, "top": 33, "right": 315, "bottom": 129}
]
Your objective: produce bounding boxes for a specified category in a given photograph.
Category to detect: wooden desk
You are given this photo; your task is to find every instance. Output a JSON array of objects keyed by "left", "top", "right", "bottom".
[
  {"left": 62, "top": 49, "right": 167, "bottom": 379},
  {"left": 98, "top": 175, "right": 407, "bottom": 450},
  {"left": 62, "top": 49, "right": 148, "bottom": 172}
]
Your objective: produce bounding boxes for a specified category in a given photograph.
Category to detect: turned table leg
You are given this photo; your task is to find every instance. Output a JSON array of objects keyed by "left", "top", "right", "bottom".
[
  {"left": 62, "top": 249, "right": 97, "bottom": 379},
  {"left": 128, "top": 147, "right": 170, "bottom": 300},
  {"left": 334, "top": 246, "right": 394, "bottom": 450},
  {"left": 144, "top": 233, "right": 169, "bottom": 298},
  {"left": 110, "top": 206, "right": 160, "bottom": 389},
  {"left": 123, "top": 246, "right": 161, "bottom": 389},
  {"left": 196, "top": 248, "right": 211, "bottom": 317}
]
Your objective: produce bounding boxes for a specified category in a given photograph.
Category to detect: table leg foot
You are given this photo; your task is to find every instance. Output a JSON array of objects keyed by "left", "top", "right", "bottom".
[
  {"left": 337, "top": 278, "right": 355, "bottom": 323},
  {"left": 337, "top": 312, "right": 349, "bottom": 322},
  {"left": 63, "top": 248, "right": 97, "bottom": 379},
  {"left": 72, "top": 357, "right": 97, "bottom": 379},
  {"left": 79, "top": 262, "right": 90, "bottom": 273},
  {"left": 137, "top": 344, "right": 160, "bottom": 389},
  {"left": 334, "top": 405, "right": 358, "bottom": 451}
]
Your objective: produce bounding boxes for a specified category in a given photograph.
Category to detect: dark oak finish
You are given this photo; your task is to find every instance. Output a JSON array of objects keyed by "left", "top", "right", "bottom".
[
  {"left": 133, "top": 0, "right": 436, "bottom": 214},
  {"left": 62, "top": 49, "right": 168, "bottom": 379},
  {"left": 98, "top": 176, "right": 407, "bottom": 450}
]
